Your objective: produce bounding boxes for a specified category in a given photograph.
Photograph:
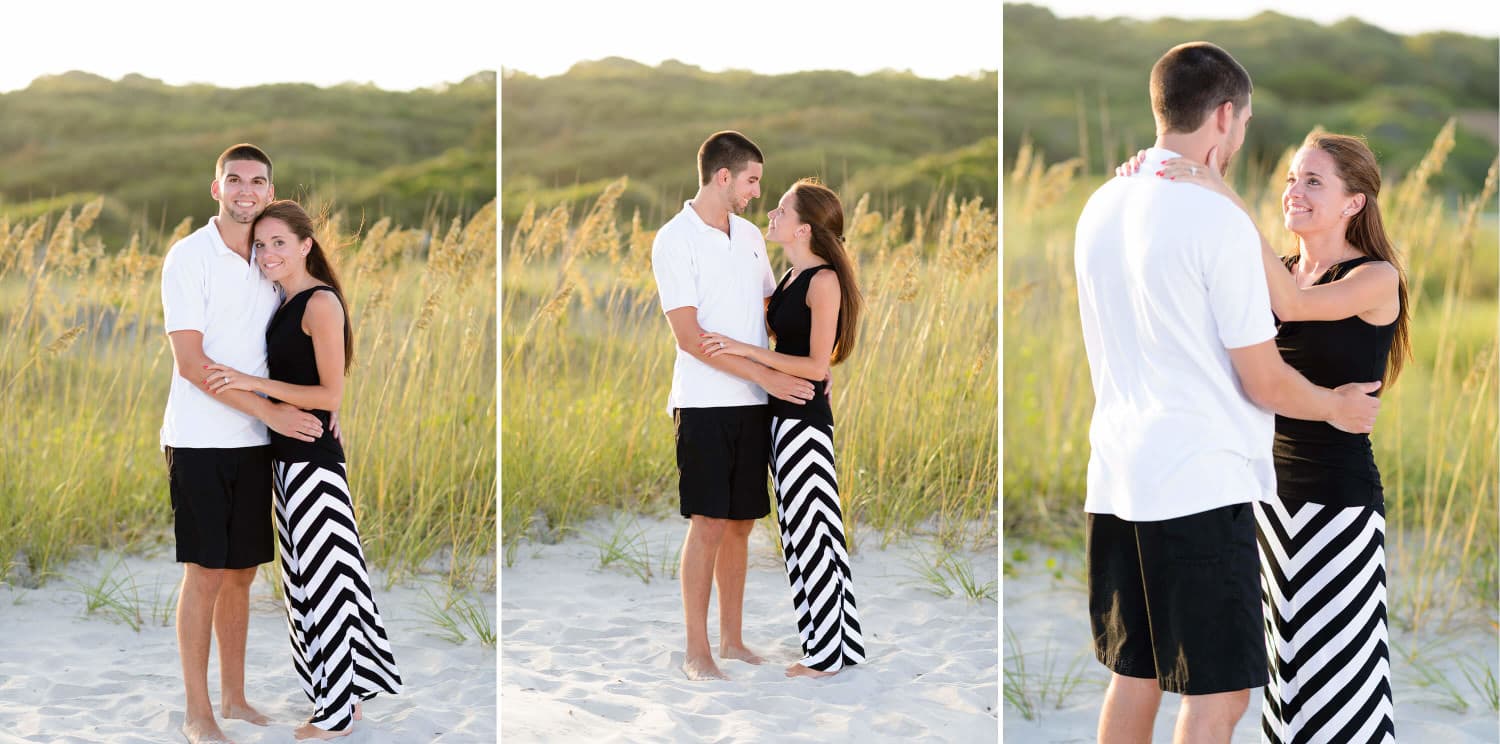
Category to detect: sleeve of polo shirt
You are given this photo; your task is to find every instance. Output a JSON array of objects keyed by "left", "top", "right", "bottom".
[
  {"left": 651, "top": 229, "right": 697, "bottom": 313},
  {"left": 1205, "top": 207, "right": 1276, "bottom": 349},
  {"left": 760, "top": 245, "right": 776, "bottom": 297},
  {"left": 160, "top": 244, "right": 206, "bottom": 333}
]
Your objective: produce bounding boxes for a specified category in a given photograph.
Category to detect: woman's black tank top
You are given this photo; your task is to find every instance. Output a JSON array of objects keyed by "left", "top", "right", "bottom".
[
  {"left": 766, "top": 265, "right": 835, "bottom": 427},
  {"left": 266, "top": 285, "right": 346, "bottom": 466},
  {"left": 1272, "top": 255, "right": 1396, "bottom": 507}
]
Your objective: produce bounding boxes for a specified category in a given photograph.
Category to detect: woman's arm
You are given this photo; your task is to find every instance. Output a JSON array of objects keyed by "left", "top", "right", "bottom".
[
  {"left": 701, "top": 270, "right": 840, "bottom": 381},
  {"left": 207, "top": 291, "right": 345, "bottom": 411}
]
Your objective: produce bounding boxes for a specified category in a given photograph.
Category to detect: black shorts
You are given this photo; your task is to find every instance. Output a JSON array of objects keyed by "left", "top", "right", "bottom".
[
  {"left": 165, "top": 445, "right": 274, "bottom": 569},
  {"left": 674, "top": 405, "right": 770, "bottom": 521},
  {"left": 1087, "top": 503, "right": 1267, "bottom": 695}
]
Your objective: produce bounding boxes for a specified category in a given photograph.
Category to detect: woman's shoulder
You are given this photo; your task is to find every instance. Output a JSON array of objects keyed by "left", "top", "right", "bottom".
[
  {"left": 303, "top": 285, "right": 345, "bottom": 318},
  {"left": 808, "top": 267, "right": 841, "bottom": 296}
]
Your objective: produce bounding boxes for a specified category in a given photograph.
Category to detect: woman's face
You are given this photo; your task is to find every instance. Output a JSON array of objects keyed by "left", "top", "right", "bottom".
[
  {"left": 1282, "top": 146, "right": 1357, "bottom": 234},
  {"left": 253, "top": 217, "right": 309, "bottom": 283},
  {"left": 765, "top": 190, "right": 805, "bottom": 246}
]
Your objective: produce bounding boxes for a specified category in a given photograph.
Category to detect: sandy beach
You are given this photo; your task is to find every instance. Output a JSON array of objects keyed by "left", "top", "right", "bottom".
[
  {"left": 501, "top": 514, "right": 999, "bottom": 742},
  {"left": 1003, "top": 542, "right": 1499, "bottom": 742},
  {"left": 0, "top": 546, "right": 496, "bottom": 743}
]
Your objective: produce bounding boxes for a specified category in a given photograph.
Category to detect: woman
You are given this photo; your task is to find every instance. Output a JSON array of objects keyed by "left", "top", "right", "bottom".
[
  {"left": 1128, "top": 133, "right": 1407, "bottom": 742},
  {"left": 700, "top": 178, "right": 867, "bottom": 678},
  {"left": 206, "top": 200, "right": 402, "bottom": 738}
]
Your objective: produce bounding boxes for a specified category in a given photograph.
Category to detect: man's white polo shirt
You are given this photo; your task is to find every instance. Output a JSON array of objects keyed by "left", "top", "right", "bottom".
[
  {"left": 1074, "top": 148, "right": 1277, "bottom": 522},
  {"left": 160, "top": 217, "right": 280, "bottom": 448},
  {"left": 652, "top": 200, "right": 776, "bottom": 414}
]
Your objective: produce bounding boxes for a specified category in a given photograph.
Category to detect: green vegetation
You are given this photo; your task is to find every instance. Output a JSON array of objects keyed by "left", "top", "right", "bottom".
[
  {"left": 502, "top": 59, "right": 997, "bottom": 227},
  {"left": 0, "top": 71, "right": 496, "bottom": 246},
  {"left": 1003, "top": 4, "right": 1498, "bottom": 195}
]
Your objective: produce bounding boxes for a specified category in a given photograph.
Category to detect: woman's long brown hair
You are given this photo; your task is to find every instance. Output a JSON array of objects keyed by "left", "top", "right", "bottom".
[
  {"left": 253, "top": 200, "right": 354, "bottom": 373},
  {"left": 789, "top": 178, "right": 863, "bottom": 365},
  {"left": 1304, "top": 132, "right": 1411, "bottom": 387}
]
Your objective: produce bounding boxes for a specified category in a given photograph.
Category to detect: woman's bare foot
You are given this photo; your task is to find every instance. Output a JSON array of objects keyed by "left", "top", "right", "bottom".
[
  {"left": 785, "top": 663, "right": 837, "bottom": 679},
  {"left": 719, "top": 643, "right": 765, "bottom": 665},
  {"left": 293, "top": 722, "right": 352, "bottom": 740},
  {"left": 180, "top": 718, "right": 234, "bottom": 743},
  {"left": 220, "top": 701, "right": 270, "bottom": 726},
  {"left": 682, "top": 653, "right": 729, "bottom": 680}
]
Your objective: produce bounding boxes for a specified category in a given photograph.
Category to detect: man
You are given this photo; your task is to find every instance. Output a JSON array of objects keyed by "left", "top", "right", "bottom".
[
  {"left": 1073, "top": 43, "right": 1382, "bottom": 744},
  {"left": 651, "top": 131, "right": 815, "bottom": 681},
  {"left": 160, "top": 143, "right": 325, "bottom": 743}
]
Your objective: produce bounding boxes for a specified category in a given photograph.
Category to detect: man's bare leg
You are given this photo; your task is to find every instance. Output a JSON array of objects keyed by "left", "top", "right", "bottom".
[
  {"left": 179, "top": 564, "right": 233, "bottom": 744},
  {"left": 1174, "top": 689, "right": 1249, "bottom": 744},
  {"left": 715, "top": 518, "right": 763, "bottom": 664},
  {"left": 681, "top": 515, "right": 729, "bottom": 680},
  {"left": 1099, "top": 673, "right": 1163, "bottom": 744},
  {"left": 215, "top": 566, "right": 269, "bottom": 725}
]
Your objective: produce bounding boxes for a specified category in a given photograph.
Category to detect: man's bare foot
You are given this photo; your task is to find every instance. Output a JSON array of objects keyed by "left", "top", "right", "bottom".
[
  {"left": 719, "top": 644, "right": 765, "bottom": 665},
  {"left": 220, "top": 701, "right": 270, "bottom": 726},
  {"left": 785, "top": 663, "right": 837, "bottom": 679},
  {"left": 294, "top": 722, "right": 352, "bottom": 740},
  {"left": 683, "top": 653, "right": 729, "bottom": 680},
  {"left": 181, "top": 718, "right": 234, "bottom": 744}
]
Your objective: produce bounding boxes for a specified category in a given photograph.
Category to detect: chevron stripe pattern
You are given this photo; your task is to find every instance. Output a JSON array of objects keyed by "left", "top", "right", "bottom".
[
  {"left": 770, "top": 416, "right": 865, "bottom": 672},
  {"left": 1255, "top": 499, "right": 1393, "bottom": 744},
  {"left": 273, "top": 460, "right": 402, "bottom": 732}
]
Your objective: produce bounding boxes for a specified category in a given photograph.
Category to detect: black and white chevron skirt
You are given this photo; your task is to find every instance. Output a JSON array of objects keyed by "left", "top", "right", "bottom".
[
  {"left": 1256, "top": 499, "right": 1394, "bottom": 743},
  {"left": 273, "top": 460, "right": 403, "bottom": 731},
  {"left": 769, "top": 417, "right": 866, "bottom": 672}
]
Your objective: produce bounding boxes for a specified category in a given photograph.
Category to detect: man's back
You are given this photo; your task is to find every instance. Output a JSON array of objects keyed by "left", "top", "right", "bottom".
[{"left": 1074, "top": 148, "right": 1276, "bottom": 521}]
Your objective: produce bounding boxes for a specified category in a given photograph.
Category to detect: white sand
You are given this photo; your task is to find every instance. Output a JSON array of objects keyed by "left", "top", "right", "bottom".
[
  {"left": 0, "top": 547, "right": 496, "bottom": 743},
  {"left": 501, "top": 515, "right": 999, "bottom": 743},
  {"left": 1002, "top": 543, "right": 1499, "bottom": 742}
]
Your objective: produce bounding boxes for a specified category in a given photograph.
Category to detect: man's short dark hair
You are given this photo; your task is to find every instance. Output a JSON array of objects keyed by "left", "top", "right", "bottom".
[
  {"left": 697, "top": 131, "right": 763, "bottom": 185},
  {"left": 216, "top": 143, "right": 273, "bottom": 182},
  {"left": 1150, "top": 42, "right": 1253, "bottom": 134}
]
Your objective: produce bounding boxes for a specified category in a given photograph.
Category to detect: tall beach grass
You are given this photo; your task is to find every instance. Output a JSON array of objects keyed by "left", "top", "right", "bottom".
[{"left": 0, "top": 199, "right": 497, "bottom": 591}]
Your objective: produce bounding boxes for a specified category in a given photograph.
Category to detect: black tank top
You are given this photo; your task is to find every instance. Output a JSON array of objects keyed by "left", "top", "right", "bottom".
[
  {"left": 266, "top": 285, "right": 346, "bottom": 466},
  {"left": 766, "top": 265, "right": 835, "bottom": 426},
  {"left": 1272, "top": 255, "right": 1396, "bottom": 507}
]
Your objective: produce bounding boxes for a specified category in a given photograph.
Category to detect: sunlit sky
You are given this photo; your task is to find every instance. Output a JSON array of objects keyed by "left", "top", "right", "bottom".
[
  {"left": 2, "top": 1, "right": 498, "bottom": 93},
  {"left": 1031, "top": 0, "right": 1499, "bottom": 37}
]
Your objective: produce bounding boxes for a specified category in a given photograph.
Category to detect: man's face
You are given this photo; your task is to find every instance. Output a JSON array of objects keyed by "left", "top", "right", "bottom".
[
  {"left": 722, "top": 161, "right": 762, "bottom": 215},
  {"left": 210, "top": 160, "right": 273, "bottom": 224},
  {"left": 1218, "top": 97, "right": 1252, "bottom": 175}
]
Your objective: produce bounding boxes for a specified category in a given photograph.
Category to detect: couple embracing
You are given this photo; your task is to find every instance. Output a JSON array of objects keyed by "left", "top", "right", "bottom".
[
  {"left": 651, "top": 131, "right": 866, "bottom": 681},
  {"left": 161, "top": 144, "right": 401, "bottom": 742}
]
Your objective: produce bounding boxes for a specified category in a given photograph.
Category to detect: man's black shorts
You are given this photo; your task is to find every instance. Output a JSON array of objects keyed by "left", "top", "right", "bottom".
[
  {"left": 674, "top": 405, "right": 770, "bottom": 521},
  {"left": 165, "top": 445, "right": 274, "bottom": 569},
  {"left": 1087, "top": 503, "right": 1267, "bottom": 695}
]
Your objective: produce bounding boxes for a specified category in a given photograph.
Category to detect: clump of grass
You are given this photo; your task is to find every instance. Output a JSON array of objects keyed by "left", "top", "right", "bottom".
[
  {"left": 0, "top": 200, "right": 496, "bottom": 593},
  {"left": 588, "top": 519, "right": 653, "bottom": 584},
  {"left": 1003, "top": 626, "right": 1092, "bottom": 721},
  {"left": 906, "top": 548, "right": 997, "bottom": 602},
  {"left": 416, "top": 586, "right": 496, "bottom": 647},
  {"left": 70, "top": 558, "right": 143, "bottom": 631}
]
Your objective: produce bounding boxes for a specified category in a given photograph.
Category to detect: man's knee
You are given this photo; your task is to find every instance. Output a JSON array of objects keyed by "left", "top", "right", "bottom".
[
  {"left": 220, "top": 566, "right": 259, "bottom": 589},
  {"left": 183, "top": 563, "right": 227, "bottom": 592},
  {"left": 726, "top": 518, "right": 756, "bottom": 539},
  {"left": 689, "top": 515, "right": 730, "bottom": 544},
  {"left": 1183, "top": 688, "right": 1249, "bottom": 720}
]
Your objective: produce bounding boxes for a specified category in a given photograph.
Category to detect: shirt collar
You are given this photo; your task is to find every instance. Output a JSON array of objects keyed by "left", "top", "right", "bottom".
[
  {"left": 207, "top": 216, "right": 237, "bottom": 257},
  {"left": 1138, "top": 147, "right": 1184, "bottom": 174},
  {"left": 682, "top": 200, "right": 733, "bottom": 235}
]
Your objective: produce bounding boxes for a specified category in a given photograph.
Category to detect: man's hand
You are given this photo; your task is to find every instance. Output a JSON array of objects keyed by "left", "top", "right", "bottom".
[
  {"left": 825, "top": 369, "right": 833, "bottom": 400},
  {"left": 1328, "top": 381, "right": 1381, "bottom": 434},
  {"left": 761, "top": 369, "right": 814, "bottom": 405},
  {"left": 265, "top": 402, "right": 324, "bottom": 442},
  {"left": 330, "top": 411, "right": 344, "bottom": 446}
]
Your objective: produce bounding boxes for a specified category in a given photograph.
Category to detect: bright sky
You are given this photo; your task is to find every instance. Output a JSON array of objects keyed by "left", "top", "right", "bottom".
[
  {"left": 501, "top": 1, "right": 1002, "bottom": 79},
  {"left": 2, "top": 1, "right": 499, "bottom": 93},
  {"left": 1033, "top": 0, "right": 1500, "bottom": 37}
]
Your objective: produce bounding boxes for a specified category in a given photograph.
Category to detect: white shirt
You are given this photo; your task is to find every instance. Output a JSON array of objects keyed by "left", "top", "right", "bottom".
[
  {"left": 160, "top": 217, "right": 280, "bottom": 448},
  {"left": 652, "top": 200, "right": 776, "bottom": 413},
  {"left": 1074, "top": 148, "right": 1277, "bottom": 521}
]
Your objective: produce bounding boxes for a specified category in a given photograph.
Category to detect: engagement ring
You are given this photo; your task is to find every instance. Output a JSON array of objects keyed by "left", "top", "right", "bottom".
[{"left": 1190, "top": 166, "right": 1198, "bottom": 175}]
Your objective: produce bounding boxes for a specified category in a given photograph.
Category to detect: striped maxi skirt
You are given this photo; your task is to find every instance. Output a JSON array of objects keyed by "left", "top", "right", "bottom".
[
  {"left": 769, "top": 416, "right": 866, "bottom": 672},
  {"left": 1256, "top": 498, "right": 1394, "bottom": 743},
  {"left": 273, "top": 461, "right": 403, "bottom": 731}
]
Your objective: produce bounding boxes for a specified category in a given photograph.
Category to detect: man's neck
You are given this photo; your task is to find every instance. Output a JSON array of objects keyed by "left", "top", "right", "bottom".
[
  {"left": 1154, "top": 133, "right": 1213, "bottom": 165},
  {"left": 213, "top": 213, "right": 253, "bottom": 261},
  {"left": 690, "top": 190, "right": 731, "bottom": 235}
]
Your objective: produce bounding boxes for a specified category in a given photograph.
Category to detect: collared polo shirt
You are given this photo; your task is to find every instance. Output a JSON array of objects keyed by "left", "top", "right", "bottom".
[
  {"left": 160, "top": 217, "right": 280, "bottom": 448},
  {"left": 1074, "top": 147, "right": 1277, "bottom": 521},
  {"left": 652, "top": 200, "right": 776, "bottom": 413}
]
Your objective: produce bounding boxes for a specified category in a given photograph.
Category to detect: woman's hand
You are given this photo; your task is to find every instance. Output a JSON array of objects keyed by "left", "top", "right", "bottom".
[
  {"left": 699, "top": 332, "right": 752, "bottom": 359},
  {"left": 204, "top": 363, "right": 264, "bottom": 395},
  {"left": 1159, "top": 146, "right": 1241, "bottom": 204},
  {"left": 1115, "top": 149, "right": 1148, "bottom": 177}
]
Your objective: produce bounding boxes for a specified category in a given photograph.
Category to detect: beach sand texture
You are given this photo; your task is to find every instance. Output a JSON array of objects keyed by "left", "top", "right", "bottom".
[
  {"left": 0, "top": 549, "right": 496, "bottom": 743},
  {"left": 502, "top": 515, "right": 999, "bottom": 743}
]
